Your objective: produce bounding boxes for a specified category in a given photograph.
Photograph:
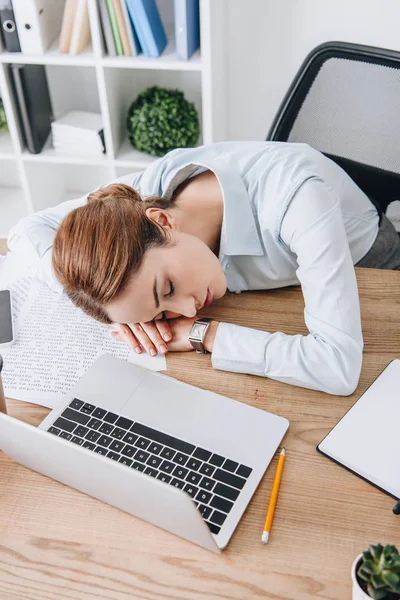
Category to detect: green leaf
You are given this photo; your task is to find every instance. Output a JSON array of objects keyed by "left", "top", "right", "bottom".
[
  {"left": 371, "top": 545, "right": 384, "bottom": 560},
  {"left": 382, "top": 571, "right": 400, "bottom": 590}
]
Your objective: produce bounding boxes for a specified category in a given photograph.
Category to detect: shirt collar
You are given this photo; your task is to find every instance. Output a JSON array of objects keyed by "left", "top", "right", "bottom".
[{"left": 156, "top": 156, "right": 264, "bottom": 257}]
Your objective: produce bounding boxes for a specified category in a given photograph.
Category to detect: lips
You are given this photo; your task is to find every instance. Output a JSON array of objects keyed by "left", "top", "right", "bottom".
[{"left": 203, "top": 288, "right": 213, "bottom": 308}]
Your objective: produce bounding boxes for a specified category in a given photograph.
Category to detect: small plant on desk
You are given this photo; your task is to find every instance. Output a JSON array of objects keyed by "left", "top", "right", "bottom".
[{"left": 352, "top": 544, "right": 400, "bottom": 600}]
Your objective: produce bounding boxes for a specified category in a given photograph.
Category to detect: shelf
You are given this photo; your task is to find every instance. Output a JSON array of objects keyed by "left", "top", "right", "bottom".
[
  {"left": 21, "top": 136, "right": 108, "bottom": 166},
  {"left": 0, "top": 38, "right": 95, "bottom": 67},
  {"left": 115, "top": 138, "right": 156, "bottom": 168},
  {"left": 0, "top": 187, "right": 28, "bottom": 238},
  {"left": 0, "top": 131, "right": 14, "bottom": 156}
]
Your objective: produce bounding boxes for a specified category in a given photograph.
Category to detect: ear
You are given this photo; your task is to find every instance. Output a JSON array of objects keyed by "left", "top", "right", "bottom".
[{"left": 145, "top": 207, "right": 179, "bottom": 230}]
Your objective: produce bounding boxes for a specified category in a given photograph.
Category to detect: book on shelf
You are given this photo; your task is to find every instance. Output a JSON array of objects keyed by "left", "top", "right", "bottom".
[
  {"left": 125, "top": 0, "right": 167, "bottom": 58},
  {"left": 106, "top": 0, "right": 123, "bottom": 56},
  {"left": 0, "top": 0, "right": 21, "bottom": 52},
  {"left": 9, "top": 63, "right": 53, "bottom": 154},
  {"left": 12, "top": 0, "right": 64, "bottom": 55},
  {"left": 98, "top": 0, "right": 141, "bottom": 57},
  {"left": 118, "top": 0, "right": 141, "bottom": 56},
  {"left": 97, "top": 0, "right": 117, "bottom": 56},
  {"left": 51, "top": 110, "right": 106, "bottom": 157},
  {"left": 174, "top": 0, "right": 200, "bottom": 61},
  {"left": 59, "top": 0, "right": 91, "bottom": 55}
]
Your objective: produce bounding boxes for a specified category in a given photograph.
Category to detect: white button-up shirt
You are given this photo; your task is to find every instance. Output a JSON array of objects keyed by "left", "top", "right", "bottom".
[{"left": 8, "top": 142, "right": 379, "bottom": 395}]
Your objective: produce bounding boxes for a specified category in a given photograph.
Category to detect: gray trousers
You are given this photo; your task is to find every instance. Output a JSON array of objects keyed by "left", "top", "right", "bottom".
[{"left": 355, "top": 214, "right": 400, "bottom": 270}]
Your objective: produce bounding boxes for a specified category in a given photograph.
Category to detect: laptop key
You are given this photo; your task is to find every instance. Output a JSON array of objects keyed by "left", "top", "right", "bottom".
[
  {"left": 103, "top": 411, "right": 119, "bottom": 424},
  {"left": 74, "top": 425, "right": 89, "bottom": 438},
  {"left": 111, "top": 427, "right": 127, "bottom": 440},
  {"left": 214, "top": 469, "right": 246, "bottom": 490},
  {"left": 69, "top": 398, "right": 84, "bottom": 410},
  {"left": 119, "top": 456, "right": 133, "bottom": 466},
  {"left": 81, "top": 403, "right": 96, "bottom": 415},
  {"left": 170, "top": 478, "right": 185, "bottom": 489},
  {"left": 199, "top": 463, "right": 215, "bottom": 477},
  {"left": 59, "top": 431, "right": 72, "bottom": 440},
  {"left": 160, "top": 447, "right": 175, "bottom": 460},
  {"left": 193, "top": 448, "right": 212, "bottom": 461},
  {"left": 109, "top": 440, "right": 124, "bottom": 453},
  {"left": 131, "top": 461, "right": 145, "bottom": 472},
  {"left": 196, "top": 489, "right": 212, "bottom": 504},
  {"left": 186, "top": 471, "right": 202, "bottom": 485},
  {"left": 187, "top": 458, "right": 201, "bottom": 471},
  {"left": 85, "top": 430, "right": 101, "bottom": 443},
  {"left": 82, "top": 441, "right": 96, "bottom": 450},
  {"left": 209, "top": 454, "right": 225, "bottom": 467},
  {"left": 94, "top": 446, "right": 107, "bottom": 455},
  {"left": 198, "top": 504, "right": 212, "bottom": 519},
  {"left": 214, "top": 482, "right": 240, "bottom": 502},
  {"left": 199, "top": 476, "right": 216, "bottom": 491},
  {"left": 222, "top": 459, "right": 239, "bottom": 473},
  {"left": 183, "top": 484, "right": 199, "bottom": 498},
  {"left": 61, "top": 408, "right": 90, "bottom": 426},
  {"left": 135, "top": 437, "right": 151, "bottom": 450},
  {"left": 144, "top": 467, "right": 158, "bottom": 478},
  {"left": 71, "top": 436, "right": 84, "bottom": 445},
  {"left": 157, "top": 473, "right": 172, "bottom": 484},
  {"left": 237, "top": 464, "right": 252, "bottom": 478},
  {"left": 135, "top": 450, "right": 150, "bottom": 463},
  {"left": 54, "top": 417, "right": 76, "bottom": 433},
  {"left": 87, "top": 418, "right": 102, "bottom": 430},
  {"left": 107, "top": 451, "right": 120, "bottom": 461},
  {"left": 92, "top": 408, "right": 107, "bottom": 419},
  {"left": 97, "top": 435, "right": 112, "bottom": 448},
  {"left": 148, "top": 442, "right": 163, "bottom": 455},
  {"left": 121, "top": 445, "right": 136, "bottom": 458},
  {"left": 99, "top": 423, "right": 114, "bottom": 435},
  {"left": 210, "top": 495, "right": 234, "bottom": 514},
  {"left": 131, "top": 422, "right": 195, "bottom": 455},
  {"left": 147, "top": 455, "right": 162, "bottom": 468},
  {"left": 159, "top": 460, "right": 174, "bottom": 473},
  {"left": 173, "top": 452, "right": 189, "bottom": 466},
  {"left": 115, "top": 416, "right": 134, "bottom": 430},
  {"left": 123, "top": 432, "right": 138, "bottom": 444},
  {"left": 172, "top": 466, "right": 189, "bottom": 479},
  {"left": 210, "top": 510, "right": 227, "bottom": 526},
  {"left": 48, "top": 426, "right": 61, "bottom": 436},
  {"left": 207, "top": 522, "right": 221, "bottom": 535}
]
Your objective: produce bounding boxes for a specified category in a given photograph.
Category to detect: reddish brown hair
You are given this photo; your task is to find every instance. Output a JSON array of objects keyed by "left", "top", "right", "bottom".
[{"left": 52, "top": 183, "right": 176, "bottom": 324}]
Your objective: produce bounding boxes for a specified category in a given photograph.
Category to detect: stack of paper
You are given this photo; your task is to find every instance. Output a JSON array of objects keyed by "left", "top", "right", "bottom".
[{"left": 51, "top": 110, "right": 105, "bottom": 157}]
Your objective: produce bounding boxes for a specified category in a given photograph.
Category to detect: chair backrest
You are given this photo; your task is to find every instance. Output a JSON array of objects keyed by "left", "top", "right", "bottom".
[{"left": 267, "top": 41, "right": 400, "bottom": 212}]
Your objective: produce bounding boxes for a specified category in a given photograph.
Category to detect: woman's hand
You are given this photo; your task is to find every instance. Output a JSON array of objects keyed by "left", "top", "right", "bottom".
[{"left": 109, "top": 318, "right": 173, "bottom": 356}]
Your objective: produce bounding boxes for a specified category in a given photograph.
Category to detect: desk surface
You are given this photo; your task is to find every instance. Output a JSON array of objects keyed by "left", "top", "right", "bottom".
[{"left": 1, "top": 242, "right": 399, "bottom": 600}]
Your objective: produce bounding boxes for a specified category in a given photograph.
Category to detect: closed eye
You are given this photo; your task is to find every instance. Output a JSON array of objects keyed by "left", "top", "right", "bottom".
[{"left": 166, "top": 280, "right": 175, "bottom": 298}]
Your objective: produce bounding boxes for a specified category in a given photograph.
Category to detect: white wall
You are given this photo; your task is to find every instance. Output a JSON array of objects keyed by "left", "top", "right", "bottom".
[{"left": 226, "top": 0, "right": 400, "bottom": 140}]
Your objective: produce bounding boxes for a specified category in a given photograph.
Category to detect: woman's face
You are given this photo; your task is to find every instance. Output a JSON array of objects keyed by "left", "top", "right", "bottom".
[{"left": 106, "top": 230, "right": 227, "bottom": 325}]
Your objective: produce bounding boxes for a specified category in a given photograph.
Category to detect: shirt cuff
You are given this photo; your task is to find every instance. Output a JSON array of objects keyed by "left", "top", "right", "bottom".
[{"left": 211, "top": 322, "right": 270, "bottom": 376}]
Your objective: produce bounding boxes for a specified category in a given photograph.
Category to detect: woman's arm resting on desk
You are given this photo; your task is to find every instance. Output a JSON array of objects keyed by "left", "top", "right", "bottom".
[{"left": 210, "top": 178, "right": 363, "bottom": 396}]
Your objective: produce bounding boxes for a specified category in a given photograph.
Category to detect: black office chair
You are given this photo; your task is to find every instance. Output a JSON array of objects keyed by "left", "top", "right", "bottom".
[{"left": 267, "top": 41, "right": 400, "bottom": 217}]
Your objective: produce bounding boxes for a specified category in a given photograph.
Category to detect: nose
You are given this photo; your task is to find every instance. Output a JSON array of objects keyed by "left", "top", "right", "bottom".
[{"left": 177, "top": 297, "right": 197, "bottom": 319}]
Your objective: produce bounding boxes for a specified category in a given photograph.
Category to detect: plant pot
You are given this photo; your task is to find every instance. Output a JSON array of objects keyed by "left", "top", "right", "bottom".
[{"left": 351, "top": 554, "right": 371, "bottom": 600}]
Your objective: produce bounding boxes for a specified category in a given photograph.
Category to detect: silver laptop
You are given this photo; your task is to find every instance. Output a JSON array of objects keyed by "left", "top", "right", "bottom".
[{"left": 0, "top": 354, "right": 289, "bottom": 553}]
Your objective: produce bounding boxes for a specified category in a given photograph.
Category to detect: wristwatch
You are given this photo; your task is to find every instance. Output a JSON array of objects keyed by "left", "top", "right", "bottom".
[{"left": 188, "top": 317, "right": 213, "bottom": 353}]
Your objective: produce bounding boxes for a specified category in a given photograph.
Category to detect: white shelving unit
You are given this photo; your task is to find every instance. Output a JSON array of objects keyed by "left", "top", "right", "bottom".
[{"left": 0, "top": 0, "right": 228, "bottom": 238}]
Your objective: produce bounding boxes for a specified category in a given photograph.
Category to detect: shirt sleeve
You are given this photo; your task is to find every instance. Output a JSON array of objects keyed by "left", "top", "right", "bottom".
[
  {"left": 7, "top": 171, "right": 143, "bottom": 294},
  {"left": 211, "top": 177, "right": 364, "bottom": 396}
]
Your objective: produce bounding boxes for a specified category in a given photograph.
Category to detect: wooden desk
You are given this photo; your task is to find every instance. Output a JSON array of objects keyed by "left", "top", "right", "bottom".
[{"left": 1, "top": 247, "right": 399, "bottom": 600}]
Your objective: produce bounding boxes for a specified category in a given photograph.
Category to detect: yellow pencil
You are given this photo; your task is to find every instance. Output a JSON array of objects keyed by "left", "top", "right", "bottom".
[{"left": 261, "top": 447, "right": 286, "bottom": 544}]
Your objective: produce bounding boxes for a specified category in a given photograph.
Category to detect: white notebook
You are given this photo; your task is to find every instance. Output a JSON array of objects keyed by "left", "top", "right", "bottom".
[{"left": 318, "top": 360, "right": 400, "bottom": 500}]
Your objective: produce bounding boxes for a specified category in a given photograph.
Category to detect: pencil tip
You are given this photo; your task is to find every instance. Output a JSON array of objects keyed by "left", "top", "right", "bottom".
[
  {"left": 261, "top": 531, "right": 269, "bottom": 544},
  {"left": 281, "top": 448, "right": 286, "bottom": 455}
]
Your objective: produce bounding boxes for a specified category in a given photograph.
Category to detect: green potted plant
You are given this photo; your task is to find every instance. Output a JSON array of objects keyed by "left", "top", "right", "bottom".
[
  {"left": 352, "top": 544, "right": 400, "bottom": 600},
  {"left": 126, "top": 85, "right": 200, "bottom": 157},
  {"left": 0, "top": 97, "right": 8, "bottom": 133}
]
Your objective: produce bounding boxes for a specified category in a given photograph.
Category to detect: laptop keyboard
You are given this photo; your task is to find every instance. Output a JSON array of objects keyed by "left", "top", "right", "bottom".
[{"left": 46, "top": 398, "right": 253, "bottom": 535}]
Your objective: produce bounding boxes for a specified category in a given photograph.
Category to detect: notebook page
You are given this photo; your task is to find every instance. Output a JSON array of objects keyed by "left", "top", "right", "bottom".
[
  {"left": 318, "top": 360, "right": 400, "bottom": 498},
  {"left": 1, "top": 277, "right": 166, "bottom": 408}
]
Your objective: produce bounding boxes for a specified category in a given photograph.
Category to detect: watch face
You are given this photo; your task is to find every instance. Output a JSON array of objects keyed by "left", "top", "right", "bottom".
[{"left": 192, "top": 323, "right": 204, "bottom": 338}]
